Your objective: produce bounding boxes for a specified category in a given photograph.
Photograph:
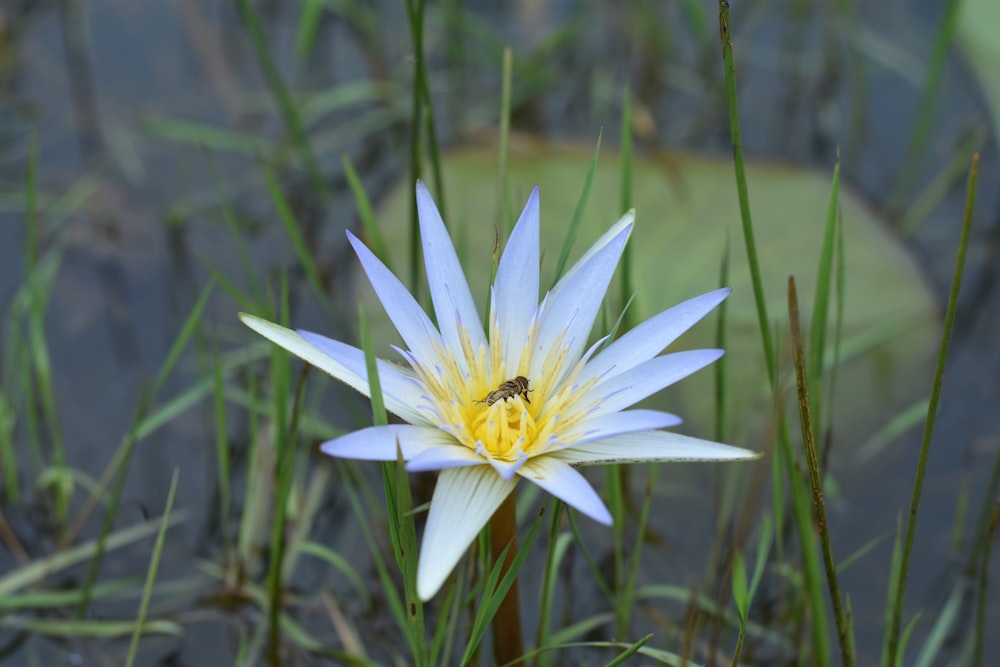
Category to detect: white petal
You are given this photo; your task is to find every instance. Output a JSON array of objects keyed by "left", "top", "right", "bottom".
[
  {"left": 518, "top": 457, "right": 611, "bottom": 525},
  {"left": 580, "top": 349, "right": 724, "bottom": 417},
  {"left": 530, "top": 221, "right": 632, "bottom": 383},
  {"left": 563, "top": 409, "right": 683, "bottom": 445},
  {"left": 406, "top": 445, "right": 483, "bottom": 471},
  {"left": 579, "top": 288, "right": 731, "bottom": 386},
  {"left": 239, "top": 314, "right": 429, "bottom": 425},
  {"left": 295, "top": 328, "right": 432, "bottom": 426},
  {"left": 553, "top": 210, "right": 634, "bottom": 296},
  {"left": 485, "top": 453, "right": 527, "bottom": 480},
  {"left": 347, "top": 231, "right": 444, "bottom": 370},
  {"left": 493, "top": 187, "right": 540, "bottom": 372},
  {"left": 417, "top": 467, "right": 517, "bottom": 600},
  {"left": 320, "top": 425, "right": 453, "bottom": 461},
  {"left": 416, "top": 183, "right": 487, "bottom": 372},
  {"left": 550, "top": 430, "right": 760, "bottom": 465}
]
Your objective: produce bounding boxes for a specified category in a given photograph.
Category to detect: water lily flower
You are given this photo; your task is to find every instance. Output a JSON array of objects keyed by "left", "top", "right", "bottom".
[{"left": 240, "top": 182, "right": 758, "bottom": 600}]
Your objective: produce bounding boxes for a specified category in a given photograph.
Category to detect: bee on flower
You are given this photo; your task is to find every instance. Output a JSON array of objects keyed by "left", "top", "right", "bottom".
[{"left": 478, "top": 376, "right": 532, "bottom": 405}]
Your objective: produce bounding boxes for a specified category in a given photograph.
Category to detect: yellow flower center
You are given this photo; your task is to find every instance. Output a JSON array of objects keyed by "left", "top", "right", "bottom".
[
  {"left": 469, "top": 396, "right": 537, "bottom": 460},
  {"left": 409, "top": 319, "right": 599, "bottom": 466}
]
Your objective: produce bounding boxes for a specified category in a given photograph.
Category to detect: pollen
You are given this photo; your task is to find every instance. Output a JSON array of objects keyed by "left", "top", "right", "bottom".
[{"left": 469, "top": 395, "right": 537, "bottom": 460}]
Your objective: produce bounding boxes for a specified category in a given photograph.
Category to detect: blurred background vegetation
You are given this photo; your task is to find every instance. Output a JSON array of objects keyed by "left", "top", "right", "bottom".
[{"left": 0, "top": 1, "right": 997, "bottom": 665}]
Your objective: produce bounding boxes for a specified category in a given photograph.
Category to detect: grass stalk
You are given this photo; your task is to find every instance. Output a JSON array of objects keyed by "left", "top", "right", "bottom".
[
  {"left": 972, "top": 502, "right": 999, "bottom": 666},
  {"left": 717, "top": 0, "right": 775, "bottom": 382},
  {"left": 264, "top": 279, "right": 306, "bottom": 667},
  {"left": 213, "top": 348, "right": 232, "bottom": 557},
  {"left": 405, "top": 0, "right": 427, "bottom": 296},
  {"left": 495, "top": 47, "right": 513, "bottom": 235},
  {"left": 264, "top": 168, "right": 328, "bottom": 304},
  {"left": 552, "top": 132, "right": 603, "bottom": 285},
  {"left": 234, "top": 0, "right": 328, "bottom": 200},
  {"left": 719, "top": 7, "right": 832, "bottom": 659},
  {"left": 715, "top": 236, "right": 730, "bottom": 443},
  {"left": 343, "top": 155, "right": 392, "bottom": 271},
  {"left": 124, "top": 468, "right": 180, "bottom": 667},
  {"left": 885, "top": 153, "right": 978, "bottom": 665},
  {"left": 889, "top": 0, "right": 961, "bottom": 209},
  {"left": 360, "top": 303, "right": 427, "bottom": 667},
  {"left": 618, "top": 86, "right": 634, "bottom": 329},
  {"left": 788, "top": 277, "right": 854, "bottom": 667},
  {"left": 617, "top": 464, "right": 657, "bottom": 639},
  {"left": 74, "top": 385, "right": 152, "bottom": 617},
  {"left": 808, "top": 153, "right": 841, "bottom": 405},
  {"left": 534, "top": 501, "right": 566, "bottom": 667}
]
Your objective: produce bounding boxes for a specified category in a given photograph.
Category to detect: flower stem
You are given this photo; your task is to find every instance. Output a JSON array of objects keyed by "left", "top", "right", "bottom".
[{"left": 490, "top": 491, "right": 524, "bottom": 666}]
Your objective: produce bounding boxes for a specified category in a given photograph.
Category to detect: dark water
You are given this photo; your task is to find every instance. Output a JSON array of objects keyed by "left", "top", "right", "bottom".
[{"left": 1, "top": 1, "right": 998, "bottom": 664}]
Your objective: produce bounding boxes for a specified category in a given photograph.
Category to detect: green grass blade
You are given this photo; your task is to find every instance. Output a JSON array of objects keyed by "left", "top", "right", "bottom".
[
  {"left": 808, "top": 154, "right": 841, "bottom": 398},
  {"left": 360, "top": 301, "right": 426, "bottom": 667},
  {"left": 717, "top": 3, "right": 776, "bottom": 381},
  {"left": 715, "top": 236, "right": 730, "bottom": 443},
  {"left": 495, "top": 47, "right": 513, "bottom": 236},
  {"left": 294, "top": 0, "right": 325, "bottom": 63},
  {"left": 0, "top": 511, "right": 190, "bottom": 596},
  {"left": 235, "top": 0, "right": 328, "bottom": 199},
  {"left": 213, "top": 347, "right": 232, "bottom": 556},
  {"left": 552, "top": 131, "right": 603, "bottom": 285},
  {"left": 972, "top": 503, "right": 999, "bottom": 666},
  {"left": 461, "top": 508, "right": 543, "bottom": 665},
  {"left": 535, "top": 512, "right": 571, "bottom": 667},
  {"left": 618, "top": 86, "right": 634, "bottom": 328},
  {"left": 124, "top": 467, "right": 180, "bottom": 667},
  {"left": 152, "top": 282, "right": 215, "bottom": 397},
  {"left": 405, "top": 0, "right": 428, "bottom": 297},
  {"left": 75, "top": 384, "right": 153, "bottom": 618},
  {"left": 343, "top": 154, "right": 392, "bottom": 271},
  {"left": 885, "top": 154, "right": 978, "bottom": 665},
  {"left": 263, "top": 167, "right": 328, "bottom": 305},
  {"left": 890, "top": 0, "right": 962, "bottom": 208}
]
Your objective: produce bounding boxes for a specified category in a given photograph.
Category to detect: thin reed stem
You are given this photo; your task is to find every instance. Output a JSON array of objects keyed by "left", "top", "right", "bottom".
[
  {"left": 788, "top": 276, "right": 854, "bottom": 667},
  {"left": 886, "top": 154, "right": 978, "bottom": 664}
]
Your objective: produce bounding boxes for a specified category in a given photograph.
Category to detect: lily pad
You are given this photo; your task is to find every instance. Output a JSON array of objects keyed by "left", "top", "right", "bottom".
[
  {"left": 957, "top": 0, "right": 1000, "bottom": 141},
  {"left": 365, "top": 139, "right": 939, "bottom": 446}
]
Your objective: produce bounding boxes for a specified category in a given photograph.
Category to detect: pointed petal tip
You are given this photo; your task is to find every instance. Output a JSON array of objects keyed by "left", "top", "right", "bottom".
[{"left": 592, "top": 506, "right": 613, "bottom": 526}]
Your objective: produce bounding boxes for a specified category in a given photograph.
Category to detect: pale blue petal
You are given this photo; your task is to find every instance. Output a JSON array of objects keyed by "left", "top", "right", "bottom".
[
  {"left": 518, "top": 457, "right": 612, "bottom": 525},
  {"left": 529, "top": 221, "right": 632, "bottom": 384},
  {"left": 406, "top": 444, "right": 483, "bottom": 471},
  {"left": 553, "top": 211, "right": 634, "bottom": 297},
  {"left": 417, "top": 466, "right": 517, "bottom": 600},
  {"left": 579, "top": 349, "right": 724, "bottom": 417},
  {"left": 579, "top": 288, "right": 731, "bottom": 386},
  {"left": 239, "top": 314, "right": 428, "bottom": 425},
  {"left": 416, "top": 182, "right": 487, "bottom": 371},
  {"left": 296, "top": 328, "right": 432, "bottom": 426},
  {"left": 563, "top": 409, "right": 683, "bottom": 445},
  {"left": 493, "top": 187, "right": 540, "bottom": 372},
  {"left": 347, "top": 230, "right": 443, "bottom": 370},
  {"left": 485, "top": 454, "right": 527, "bottom": 480},
  {"left": 320, "top": 425, "right": 453, "bottom": 461},
  {"left": 549, "top": 430, "right": 760, "bottom": 465}
]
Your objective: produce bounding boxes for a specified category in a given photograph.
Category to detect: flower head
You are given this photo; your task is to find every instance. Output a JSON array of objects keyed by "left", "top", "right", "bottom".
[{"left": 240, "top": 182, "right": 757, "bottom": 600}]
